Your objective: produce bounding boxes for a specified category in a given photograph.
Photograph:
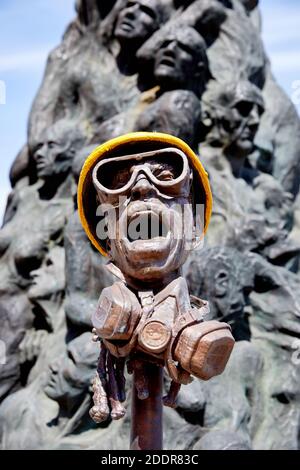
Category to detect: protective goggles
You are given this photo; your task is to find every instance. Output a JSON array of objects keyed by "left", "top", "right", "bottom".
[{"left": 92, "top": 147, "right": 191, "bottom": 205}]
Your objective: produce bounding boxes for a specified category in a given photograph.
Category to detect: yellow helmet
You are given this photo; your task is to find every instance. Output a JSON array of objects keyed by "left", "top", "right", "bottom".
[{"left": 78, "top": 132, "right": 213, "bottom": 256}]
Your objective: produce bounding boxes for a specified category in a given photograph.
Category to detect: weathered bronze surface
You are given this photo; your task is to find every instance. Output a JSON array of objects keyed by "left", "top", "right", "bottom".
[
  {"left": 1, "top": 0, "right": 300, "bottom": 451},
  {"left": 77, "top": 132, "right": 234, "bottom": 449}
]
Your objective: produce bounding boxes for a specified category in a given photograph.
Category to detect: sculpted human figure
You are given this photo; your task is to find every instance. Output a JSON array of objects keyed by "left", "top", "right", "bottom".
[
  {"left": 28, "top": 16, "right": 139, "bottom": 148},
  {"left": 138, "top": 0, "right": 265, "bottom": 86},
  {"left": 230, "top": 175, "right": 300, "bottom": 271},
  {"left": 255, "top": 67, "right": 300, "bottom": 198},
  {"left": 185, "top": 246, "right": 254, "bottom": 340},
  {"left": 77, "top": 132, "right": 234, "bottom": 433},
  {"left": 247, "top": 254, "right": 300, "bottom": 449},
  {"left": 182, "top": 246, "right": 262, "bottom": 448},
  {"left": 0, "top": 119, "right": 82, "bottom": 400},
  {"left": 64, "top": 211, "right": 114, "bottom": 331},
  {"left": 138, "top": 0, "right": 226, "bottom": 57},
  {"left": 113, "top": 0, "right": 174, "bottom": 75},
  {"left": 0, "top": 333, "right": 98, "bottom": 450},
  {"left": 201, "top": 79, "right": 264, "bottom": 178},
  {"left": 196, "top": 80, "right": 265, "bottom": 247},
  {"left": 61, "top": 147, "right": 115, "bottom": 332},
  {"left": 134, "top": 90, "right": 201, "bottom": 150},
  {"left": 184, "top": 247, "right": 300, "bottom": 450},
  {"left": 153, "top": 27, "right": 210, "bottom": 97},
  {"left": 19, "top": 245, "right": 67, "bottom": 385},
  {"left": 198, "top": 79, "right": 299, "bottom": 269},
  {"left": 115, "top": 0, "right": 173, "bottom": 48},
  {"left": 31, "top": 119, "right": 86, "bottom": 200}
]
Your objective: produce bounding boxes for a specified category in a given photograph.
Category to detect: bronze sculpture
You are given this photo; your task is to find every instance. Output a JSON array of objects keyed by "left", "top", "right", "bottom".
[{"left": 77, "top": 131, "right": 234, "bottom": 449}]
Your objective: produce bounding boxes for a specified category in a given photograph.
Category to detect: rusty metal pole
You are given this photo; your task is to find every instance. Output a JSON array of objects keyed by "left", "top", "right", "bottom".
[{"left": 130, "top": 363, "right": 163, "bottom": 450}]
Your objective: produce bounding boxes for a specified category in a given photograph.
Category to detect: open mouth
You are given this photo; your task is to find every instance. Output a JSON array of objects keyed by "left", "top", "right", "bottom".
[
  {"left": 120, "top": 20, "right": 134, "bottom": 31},
  {"left": 127, "top": 210, "right": 169, "bottom": 243},
  {"left": 158, "top": 57, "right": 175, "bottom": 68}
]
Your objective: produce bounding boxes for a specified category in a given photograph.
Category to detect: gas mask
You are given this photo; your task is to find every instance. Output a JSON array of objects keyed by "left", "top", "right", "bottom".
[{"left": 92, "top": 277, "right": 234, "bottom": 384}]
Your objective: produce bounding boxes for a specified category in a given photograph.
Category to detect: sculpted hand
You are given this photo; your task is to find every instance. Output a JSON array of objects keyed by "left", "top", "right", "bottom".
[
  {"left": 89, "top": 374, "right": 110, "bottom": 423},
  {"left": 89, "top": 341, "right": 126, "bottom": 423}
]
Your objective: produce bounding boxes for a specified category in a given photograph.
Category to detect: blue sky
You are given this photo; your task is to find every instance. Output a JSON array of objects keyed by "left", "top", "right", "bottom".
[{"left": 0, "top": 0, "right": 300, "bottom": 219}]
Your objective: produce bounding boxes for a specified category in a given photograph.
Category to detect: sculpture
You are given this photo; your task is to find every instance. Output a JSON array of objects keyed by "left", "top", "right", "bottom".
[
  {"left": 32, "top": 119, "right": 86, "bottom": 199},
  {"left": 19, "top": 245, "right": 66, "bottom": 368},
  {"left": 114, "top": 0, "right": 174, "bottom": 75},
  {"left": 134, "top": 90, "right": 201, "bottom": 149},
  {"left": 64, "top": 211, "right": 114, "bottom": 330},
  {"left": 153, "top": 27, "right": 210, "bottom": 96},
  {"left": 1, "top": 0, "right": 300, "bottom": 452},
  {"left": 77, "top": 132, "right": 235, "bottom": 449},
  {"left": 201, "top": 79, "right": 264, "bottom": 178},
  {"left": 0, "top": 120, "right": 79, "bottom": 400},
  {"left": 115, "top": 0, "right": 172, "bottom": 47},
  {"left": 0, "top": 333, "right": 98, "bottom": 450},
  {"left": 185, "top": 246, "right": 254, "bottom": 340}
]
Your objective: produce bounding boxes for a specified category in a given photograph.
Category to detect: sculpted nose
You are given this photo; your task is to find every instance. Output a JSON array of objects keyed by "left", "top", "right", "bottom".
[
  {"left": 35, "top": 145, "right": 46, "bottom": 160},
  {"left": 164, "top": 41, "right": 176, "bottom": 54},
  {"left": 131, "top": 175, "right": 157, "bottom": 200},
  {"left": 125, "top": 3, "right": 138, "bottom": 18}
]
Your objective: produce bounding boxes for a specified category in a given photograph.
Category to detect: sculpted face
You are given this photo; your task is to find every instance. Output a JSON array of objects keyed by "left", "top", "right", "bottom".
[
  {"left": 115, "top": 0, "right": 161, "bottom": 43},
  {"left": 32, "top": 120, "right": 84, "bottom": 180},
  {"left": 28, "top": 246, "right": 65, "bottom": 300},
  {"left": 45, "top": 333, "right": 97, "bottom": 403},
  {"left": 253, "top": 174, "right": 293, "bottom": 231},
  {"left": 154, "top": 28, "right": 208, "bottom": 94},
  {"left": 93, "top": 147, "right": 196, "bottom": 282},
  {"left": 134, "top": 90, "right": 201, "bottom": 148},
  {"left": 203, "top": 81, "right": 264, "bottom": 155},
  {"left": 209, "top": 258, "right": 249, "bottom": 323},
  {"left": 229, "top": 99, "right": 262, "bottom": 154},
  {"left": 187, "top": 248, "right": 254, "bottom": 325}
]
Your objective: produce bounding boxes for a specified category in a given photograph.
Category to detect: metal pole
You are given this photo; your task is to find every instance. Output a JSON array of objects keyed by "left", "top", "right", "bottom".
[{"left": 130, "top": 363, "right": 163, "bottom": 450}]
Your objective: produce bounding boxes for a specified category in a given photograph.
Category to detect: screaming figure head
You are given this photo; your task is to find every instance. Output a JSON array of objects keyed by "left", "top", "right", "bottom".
[
  {"left": 78, "top": 133, "right": 212, "bottom": 285},
  {"left": 201, "top": 80, "right": 264, "bottom": 176}
]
